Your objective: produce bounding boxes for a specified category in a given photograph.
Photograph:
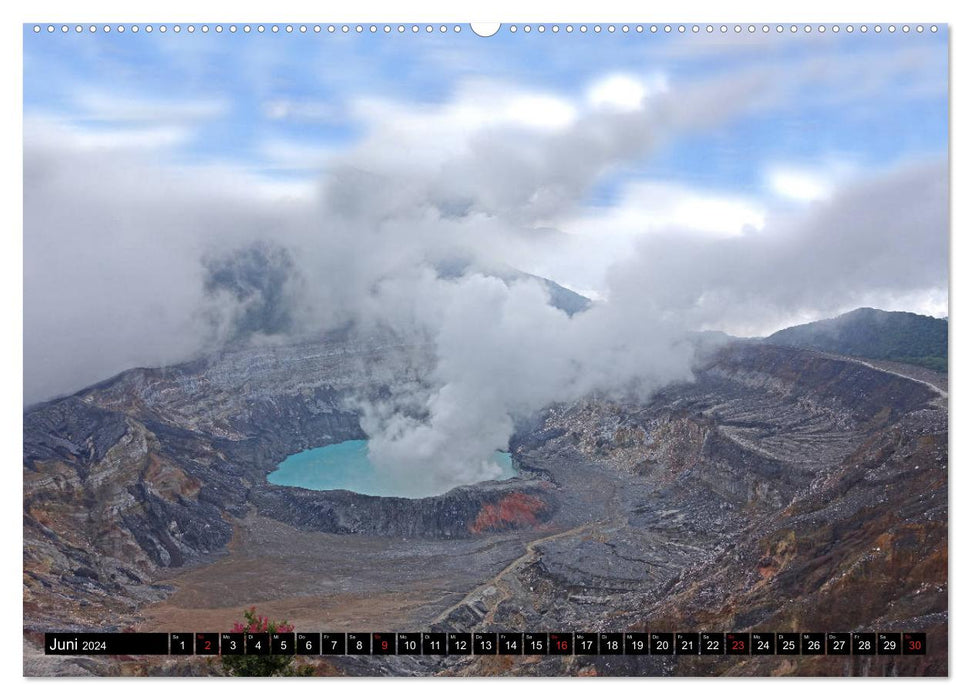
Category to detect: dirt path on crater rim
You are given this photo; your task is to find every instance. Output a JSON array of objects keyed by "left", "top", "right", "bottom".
[{"left": 435, "top": 476, "right": 627, "bottom": 627}]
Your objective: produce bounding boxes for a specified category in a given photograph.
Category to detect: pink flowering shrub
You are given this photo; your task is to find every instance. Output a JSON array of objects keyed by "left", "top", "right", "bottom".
[
  {"left": 220, "top": 607, "right": 308, "bottom": 677},
  {"left": 230, "top": 606, "right": 295, "bottom": 634}
]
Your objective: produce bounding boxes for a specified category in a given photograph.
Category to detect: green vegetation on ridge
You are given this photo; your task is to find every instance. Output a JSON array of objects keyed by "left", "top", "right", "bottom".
[{"left": 765, "top": 307, "right": 947, "bottom": 373}]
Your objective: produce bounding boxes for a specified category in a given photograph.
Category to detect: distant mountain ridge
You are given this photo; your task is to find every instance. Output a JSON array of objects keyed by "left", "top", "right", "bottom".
[
  {"left": 434, "top": 258, "right": 591, "bottom": 316},
  {"left": 765, "top": 307, "right": 948, "bottom": 373}
]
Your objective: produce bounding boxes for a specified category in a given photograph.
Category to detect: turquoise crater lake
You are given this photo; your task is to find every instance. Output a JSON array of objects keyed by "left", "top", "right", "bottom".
[{"left": 267, "top": 439, "right": 517, "bottom": 498}]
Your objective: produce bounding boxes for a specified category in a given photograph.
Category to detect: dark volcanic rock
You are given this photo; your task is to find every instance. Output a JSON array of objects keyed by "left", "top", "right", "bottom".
[
  {"left": 24, "top": 397, "right": 129, "bottom": 465},
  {"left": 251, "top": 480, "right": 557, "bottom": 538}
]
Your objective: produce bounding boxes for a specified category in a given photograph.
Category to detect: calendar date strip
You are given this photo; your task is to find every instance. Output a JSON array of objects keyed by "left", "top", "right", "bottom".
[{"left": 44, "top": 631, "right": 926, "bottom": 656}]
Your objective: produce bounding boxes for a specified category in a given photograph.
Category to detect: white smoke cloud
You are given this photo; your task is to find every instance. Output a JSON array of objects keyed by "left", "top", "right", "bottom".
[{"left": 355, "top": 271, "right": 694, "bottom": 495}]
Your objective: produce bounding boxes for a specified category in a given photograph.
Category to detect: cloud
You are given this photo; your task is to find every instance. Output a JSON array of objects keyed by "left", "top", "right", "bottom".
[
  {"left": 22, "top": 118, "right": 318, "bottom": 403},
  {"left": 586, "top": 73, "right": 668, "bottom": 112},
  {"left": 255, "top": 139, "right": 339, "bottom": 174},
  {"left": 202, "top": 241, "right": 303, "bottom": 342},
  {"left": 263, "top": 99, "right": 341, "bottom": 123},
  {"left": 333, "top": 69, "right": 781, "bottom": 229},
  {"left": 526, "top": 181, "right": 767, "bottom": 297},
  {"left": 766, "top": 167, "right": 834, "bottom": 202},
  {"left": 25, "top": 114, "right": 192, "bottom": 151},
  {"left": 73, "top": 92, "right": 228, "bottom": 123},
  {"left": 604, "top": 158, "right": 948, "bottom": 337},
  {"left": 764, "top": 161, "right": 859, "bottom": 203}
]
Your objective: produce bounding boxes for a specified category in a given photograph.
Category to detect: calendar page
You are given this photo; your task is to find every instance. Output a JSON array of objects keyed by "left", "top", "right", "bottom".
[{"left": 23, "top": 18, "right": 948, "bottom": 679}]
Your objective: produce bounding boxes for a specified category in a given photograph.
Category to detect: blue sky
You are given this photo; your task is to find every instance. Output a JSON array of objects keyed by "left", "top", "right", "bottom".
[{"left": 24, "top": 24, "right": 948, "bottom": 204}]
